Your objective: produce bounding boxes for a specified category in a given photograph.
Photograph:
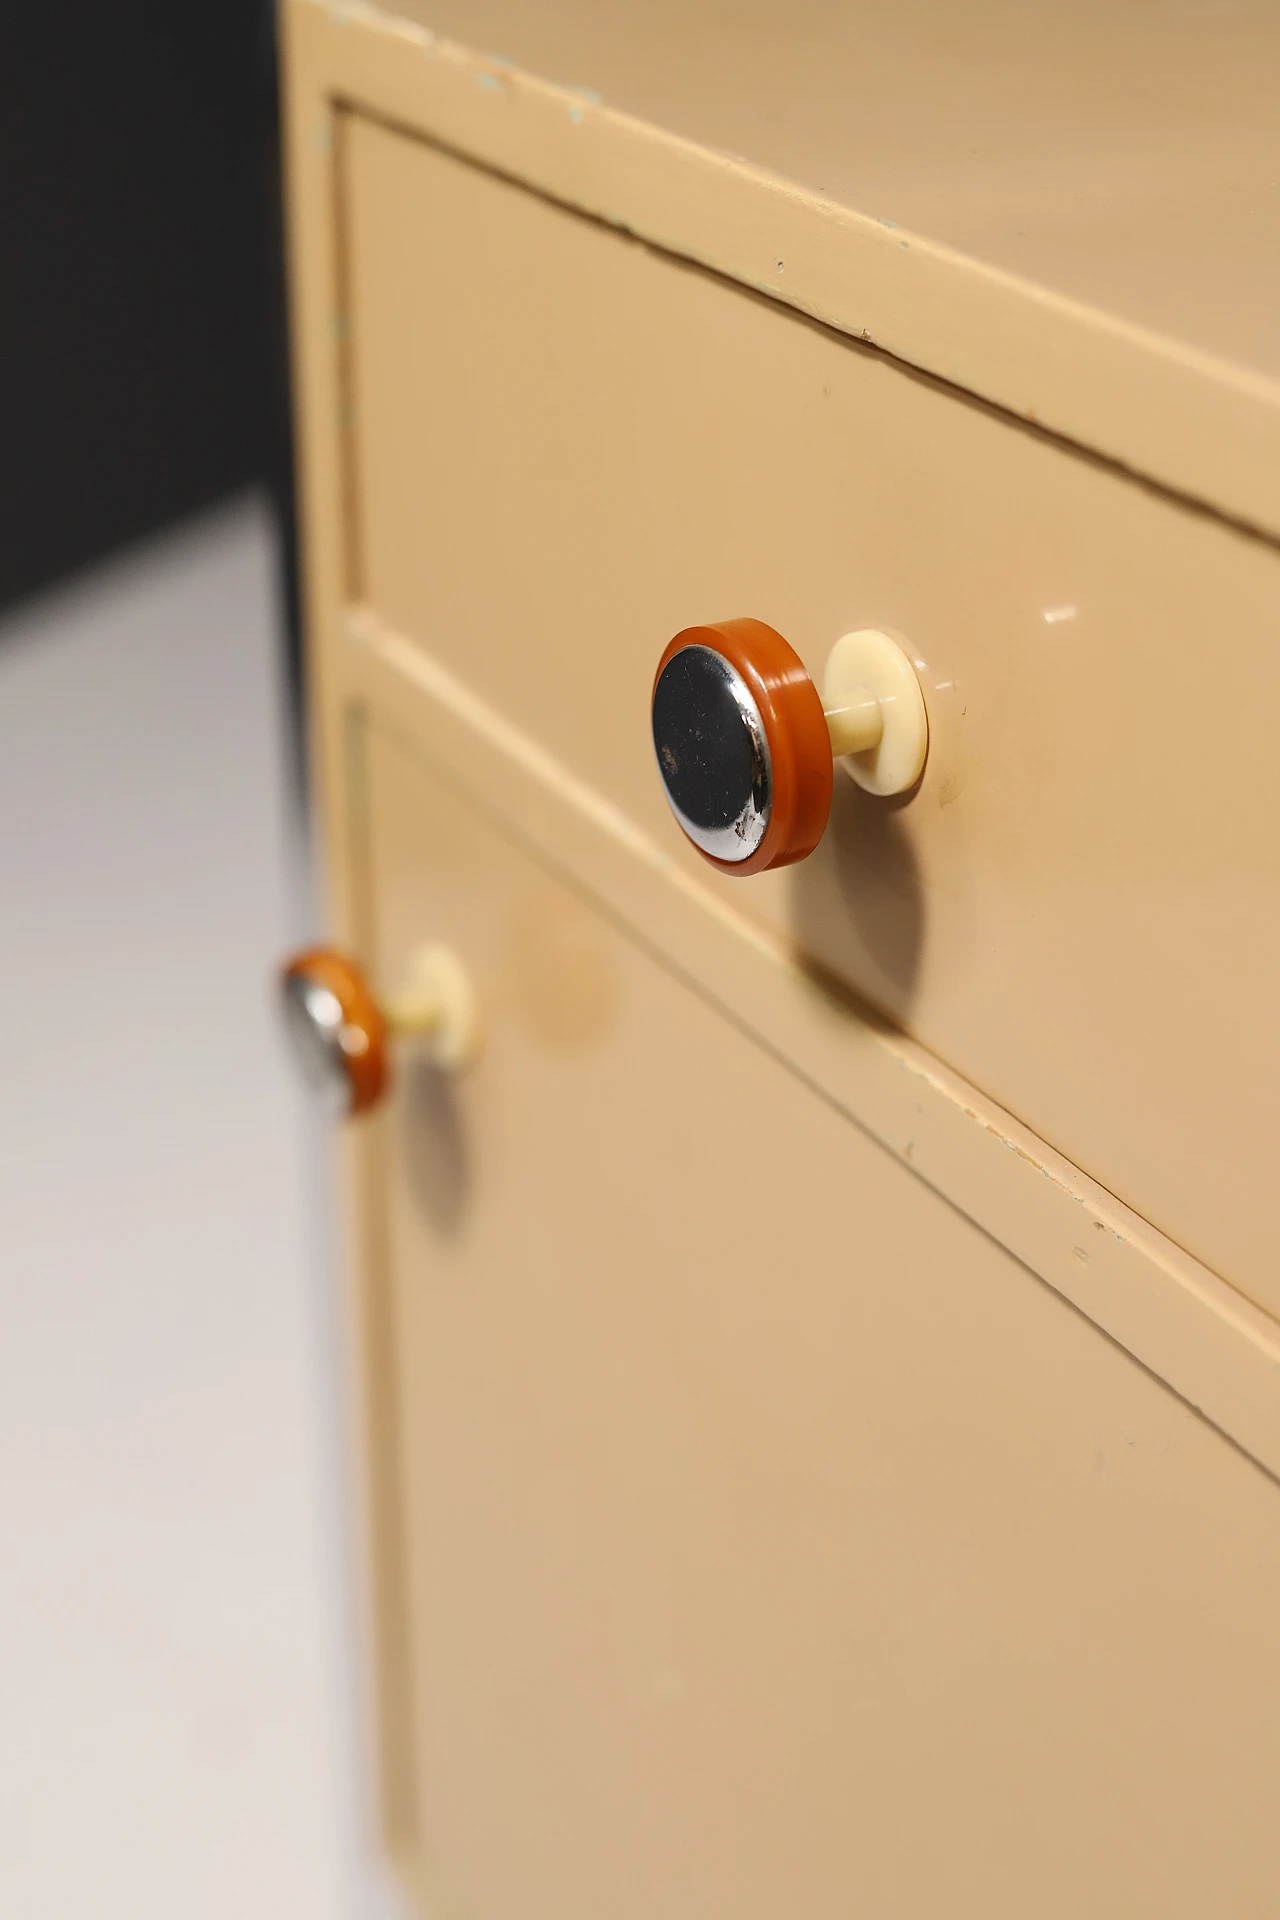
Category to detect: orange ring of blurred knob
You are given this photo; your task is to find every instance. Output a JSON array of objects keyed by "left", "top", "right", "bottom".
[
  {"left": 282, "top": 946, "right": 388, "bottom": 1114},
  {"left": 654, "top": 619, "right": 833, "bottom": 876}
]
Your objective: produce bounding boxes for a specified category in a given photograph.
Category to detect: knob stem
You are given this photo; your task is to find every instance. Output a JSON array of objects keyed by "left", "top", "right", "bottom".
[
  {"left": 821, "top": 629, "right": 929, "bottom": 796},
  {"left": 824, "top": 689, "right": 884, "bottom": 758},
  {"left": 383, "top": 984, "right": 447, "bottom": 1037}
]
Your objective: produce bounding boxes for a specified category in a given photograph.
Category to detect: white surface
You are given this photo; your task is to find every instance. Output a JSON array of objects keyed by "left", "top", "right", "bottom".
[{"left": 0, "top": 499, "right": 382, "bottom": 1918}]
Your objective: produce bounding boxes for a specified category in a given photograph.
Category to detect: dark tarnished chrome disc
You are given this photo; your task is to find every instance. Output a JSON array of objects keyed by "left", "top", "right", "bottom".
[{"left": 651, "top": 643, "right": 772, "bottom": 861}]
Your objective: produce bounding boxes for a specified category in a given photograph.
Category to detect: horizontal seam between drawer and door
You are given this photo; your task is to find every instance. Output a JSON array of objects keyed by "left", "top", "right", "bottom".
[{"left": 340, "top": 602, "right": 1280, "bottom": 1488}]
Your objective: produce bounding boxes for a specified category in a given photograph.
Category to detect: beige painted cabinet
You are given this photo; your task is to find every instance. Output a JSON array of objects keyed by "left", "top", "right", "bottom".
[{"left": 281, "top": 4, "right": 1280, "bottom": 1912}]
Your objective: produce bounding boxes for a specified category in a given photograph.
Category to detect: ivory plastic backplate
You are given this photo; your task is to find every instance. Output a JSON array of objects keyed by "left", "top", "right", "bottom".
[
  {"left": 383, "top": 941, "right": 482, "bottom": 1071},
  {"left": 822, "top": 629, "right": 929, "bottom": 796}
]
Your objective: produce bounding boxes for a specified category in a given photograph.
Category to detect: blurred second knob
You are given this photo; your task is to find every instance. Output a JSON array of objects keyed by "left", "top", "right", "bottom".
[{"left": 280, "top": 941, "right": 480, "bottom": 1116}]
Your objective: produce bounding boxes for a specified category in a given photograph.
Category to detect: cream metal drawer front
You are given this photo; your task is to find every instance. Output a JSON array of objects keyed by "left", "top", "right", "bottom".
[
  {"left": 355, "top": 720, "right": 1280, "bottom": 1920},
  {"left": 337, "top": 114, "right": 1280, "bottom": 1320}
]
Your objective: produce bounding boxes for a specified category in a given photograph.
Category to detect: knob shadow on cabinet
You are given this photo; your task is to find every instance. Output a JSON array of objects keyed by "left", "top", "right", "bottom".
[
  {"left": 280, "top": 942, "right": 480, "bottom": 1117},
  {"left": 651, "top": 619, "right": 928, "bottom": 875}
]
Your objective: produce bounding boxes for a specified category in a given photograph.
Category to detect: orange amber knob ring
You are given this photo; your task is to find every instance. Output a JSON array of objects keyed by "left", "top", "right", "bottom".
[
  {"left": 281, "top": 946, "right": 389, "bottom": 1115},
  {"left": 652, "top": 618, "right": 833, "bottom": 876},
  {"left": 280, "top": 941, "right": 482, "bottom": 1117}
]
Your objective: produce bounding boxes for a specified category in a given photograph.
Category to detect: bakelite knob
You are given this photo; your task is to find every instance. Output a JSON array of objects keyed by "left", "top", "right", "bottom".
[
  {"left": 280, "top": 942, "right": 479, "bottom": 1116},
  {"left": 651, "top": 620, "right": 928, "bottom": 875}
]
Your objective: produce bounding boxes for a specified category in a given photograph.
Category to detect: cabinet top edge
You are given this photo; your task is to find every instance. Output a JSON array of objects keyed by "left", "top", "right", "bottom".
[
  {"left": 286, "top": 0, "right": 1280, "bottom": 544},
  {"left": 341, "top": 0, "right": 1280, "bottom": 390}
]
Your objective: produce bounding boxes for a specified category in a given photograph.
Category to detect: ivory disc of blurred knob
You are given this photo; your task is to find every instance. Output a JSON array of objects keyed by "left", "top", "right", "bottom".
[
  {"left": 382, "top": 941, "right": 481, "bottom": 1073},
  {"left": 822, "top": 628, "right": 929, "bottom": 796},
  {"left": 280, "top": 941, "right": 480, "bottom": 1117}
]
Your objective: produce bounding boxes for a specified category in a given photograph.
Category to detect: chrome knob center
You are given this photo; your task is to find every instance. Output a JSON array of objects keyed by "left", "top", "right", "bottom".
[{"left": 651, "top": 643, "right": 772, "bottom": 861}]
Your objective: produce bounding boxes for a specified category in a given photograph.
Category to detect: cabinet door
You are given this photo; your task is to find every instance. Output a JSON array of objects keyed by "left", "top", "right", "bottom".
[{"left": 362, "top": 725, "right": 1280, "bottom": 1920}]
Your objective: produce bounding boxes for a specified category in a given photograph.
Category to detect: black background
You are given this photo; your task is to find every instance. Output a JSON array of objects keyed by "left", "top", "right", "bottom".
[{"left": 1, "top": 2, "right": 290, "bottom": 616}]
